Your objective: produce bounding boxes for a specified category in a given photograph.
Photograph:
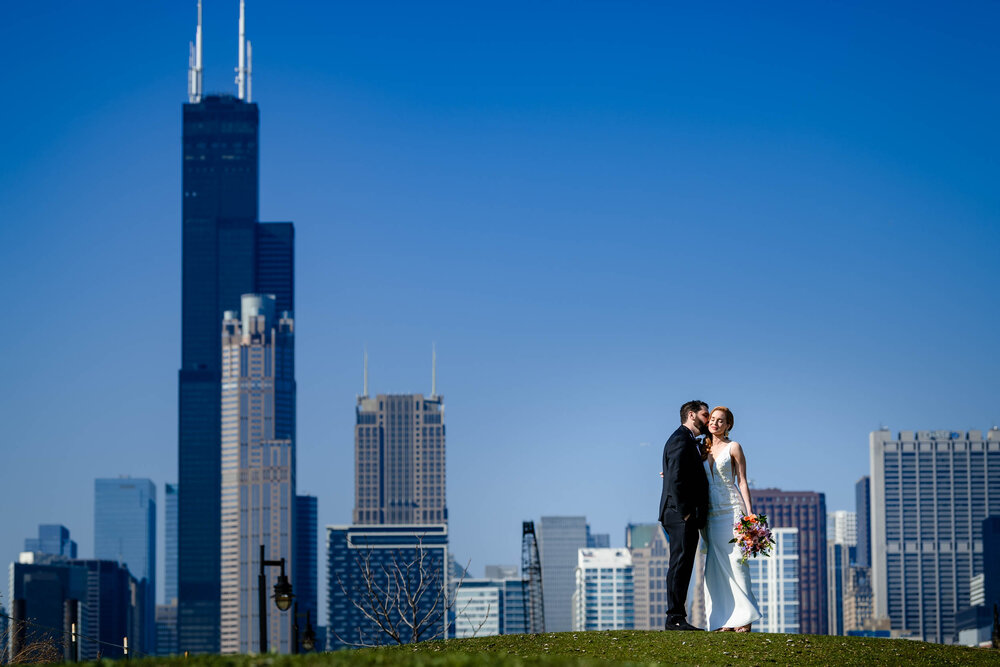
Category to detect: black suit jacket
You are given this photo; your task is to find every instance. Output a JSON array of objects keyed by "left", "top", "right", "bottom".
[{"left": 658, "top": 425, "right": 709, "bottom": 529}]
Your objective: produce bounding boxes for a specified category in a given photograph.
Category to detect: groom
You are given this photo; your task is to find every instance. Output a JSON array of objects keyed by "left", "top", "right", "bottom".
[{"left": 658, "top": 399, "right": 710, "bottom": 631}]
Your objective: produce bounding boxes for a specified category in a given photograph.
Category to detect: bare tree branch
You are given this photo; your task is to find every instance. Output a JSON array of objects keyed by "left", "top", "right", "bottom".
[{"left": 332, "top": 534, "right": 475, "bottom": 647}]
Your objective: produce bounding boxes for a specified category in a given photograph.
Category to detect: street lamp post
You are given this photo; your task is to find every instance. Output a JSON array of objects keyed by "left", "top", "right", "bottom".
[
  {"left": 291, "top": 603, "right": 317, "bottom": 654},
  {"left": 258, "top": 544, "right": 294, "bottom": 654}
]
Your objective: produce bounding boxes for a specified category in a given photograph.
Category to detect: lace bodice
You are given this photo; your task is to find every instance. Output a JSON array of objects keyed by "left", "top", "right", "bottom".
[{"left": 704, "top": 443, "right": 746, "bottom": 516}]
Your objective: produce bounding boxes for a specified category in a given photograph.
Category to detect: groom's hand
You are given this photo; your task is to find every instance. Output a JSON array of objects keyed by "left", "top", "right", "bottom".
[{"left": 683, "top": 514, "right": 691, "bottom": 521}]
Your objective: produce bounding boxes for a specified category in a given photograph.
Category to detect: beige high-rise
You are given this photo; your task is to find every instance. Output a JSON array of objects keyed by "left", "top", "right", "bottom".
[
  {"left": 220, "top": 295, "right": 295, "bottom": 654},
  {"left": 354, "top": 393, "right": 446, "bottom": 525}
]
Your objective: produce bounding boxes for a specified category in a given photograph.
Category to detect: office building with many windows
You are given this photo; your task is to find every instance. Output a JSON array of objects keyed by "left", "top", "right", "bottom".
[
  {"left": 537, "top": 516, "right": 588, "bottom": 632},
  {"left": 748, "top": 527, "right": 800, "bottom": 634},
  {"left": 751, "top": 489, "right": 827, "bottom": 634},
  {"left": 353, "top": 393, "right": 447, "bottom": 525},
  {"left": 219, "top": 295, "right": 296, "bottom": 654},
  {"left": 625, "top": 523, "right": 671, "bottom": 630},
  {"left": 94, "top": 478, "right": 156, "bottom": 652},
  {"left": 326, "top": 524, "right": 449, "bottom": 648},
  {"left": 571, "top": 548, "right": 634, "bottom": 631},
  {"left": 8, "top": 555, "right": 147, "bottom": 661},
  {"left": 870, "top": 428, "right": 1000, "bottom": 644},
  {"left": 453, "top": 580, "right": 502, "bottom": 638},
  {"left": 856, "top": 476, "right": 872, "bottom": 569}
]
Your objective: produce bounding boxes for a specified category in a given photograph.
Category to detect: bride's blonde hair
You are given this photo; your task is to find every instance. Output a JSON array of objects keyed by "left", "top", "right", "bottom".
[{"left": 702, "top": 406, "right": 735, "bottom": 460}]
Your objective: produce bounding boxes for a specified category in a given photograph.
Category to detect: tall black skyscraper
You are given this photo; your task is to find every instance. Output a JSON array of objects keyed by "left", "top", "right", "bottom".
[{"left": 178, "top": 4, "right": 294, "bottom": 653}]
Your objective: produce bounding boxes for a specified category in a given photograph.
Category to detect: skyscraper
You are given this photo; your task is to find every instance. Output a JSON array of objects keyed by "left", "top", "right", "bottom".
[
  {"left": 24, "top": 524, "right": 77, "bottom": 558},
  {"left": 537, "top": 516, "right": 587, "bottom": 632},
  {"left": 870, "top": 428, "right": 1000, "bottom": 643},
  {"left": 9, "top": 555, "right": 147, "bottom": 661},
  {"left": 156, "top": 484, "right": 180, "bottom": 655},
  {"left": 164, "top": 484, "right": 179, "bottom": 605},
  {"left": 326, "top": 524, "right": 449, "bottom": 648},
  {"left": 353, "top": 392, "right": 447, "bottom": 525},
  {"left": 295, "top": 495, "right": 318, "bottom": 631},
  {"left": 177, "top": 3, "right": 294, "bottom": 652},
  {"left": 625, "top": 523, "right": 671, "bottom": 630},
  {"left": 586, "top": 525, "right": 610, "bottom": 548},
  {"left": 855, "top": 476, "right": 872, "bottom": 569},
  {"left": 827, "top": 511, "right": 857, "bottom": 551},
  {"left": 827, "top": 542, "right": 850, "bottom": 635},
  {"left": 827, "top": 510, "right": 857, "bottom": 635},
  {"left": 751, "top": 488, "right": 827, "bottom": 634},
  {"left": 453, "top": 580, "right": 502, "bottom": 638},
  {"left": 94, "top": 477, "right": 156, "bottom": 652},
  {"left": 748, "top": 527, "right": 800, "bottom": 634},
  {"left": 572, "top": 548, "right": 634, "bottom": 631},
  {"left": 219, "top": 295, "right": 295, "bottom": 654}
]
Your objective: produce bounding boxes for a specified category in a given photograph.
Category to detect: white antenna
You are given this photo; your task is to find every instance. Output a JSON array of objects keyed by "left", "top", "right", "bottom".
[
  {"left": 236, "top": 0, "right": 247, "bottom": 99},
  {"left": 187, "top": 0, "right": 203, "bottom": 103},
  {"left": 431, "top": 344, "right": 437, "bottom": 398},
  {"left": 246, "top": 40, "right": 253, "bottom": 102},
  {"left": 363, "top": 348, "right": 369, "bottom": 398}
]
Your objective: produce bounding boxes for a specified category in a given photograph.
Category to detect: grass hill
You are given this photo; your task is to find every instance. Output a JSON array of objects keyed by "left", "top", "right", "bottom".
[{"left": 125, "top": 631, "right": 998, "bottom": 666}]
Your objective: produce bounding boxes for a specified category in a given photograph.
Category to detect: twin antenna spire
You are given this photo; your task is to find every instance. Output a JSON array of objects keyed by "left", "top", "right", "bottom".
[
  {"left": 187, "top": 0, "right": 253, "bottom": 104},
  {"left": 360, "top": 346, "right": 439, "bottom": 399}
]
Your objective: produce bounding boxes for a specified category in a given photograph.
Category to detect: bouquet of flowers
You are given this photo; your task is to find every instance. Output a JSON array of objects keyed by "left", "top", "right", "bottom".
[{"left": 729, "top": 513, "right": 776, "bottom": 564}]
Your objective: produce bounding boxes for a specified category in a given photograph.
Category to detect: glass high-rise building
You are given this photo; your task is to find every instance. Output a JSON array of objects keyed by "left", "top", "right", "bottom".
[
  {"left": 537, "top": 516, "right": 587, "bottom": 632},
  {"left": 751, "top": 488, "right": 827, "bottom": 634},
  {"left": 295, "top": 495, "right": 318, "bottom": 630},
  {"left": 94, "top": 478, "right": 156, "bottom": 652},
  {"left": 179, "top": 87, "right": 294, "bottom": 652},
  {"left": 24, "top": 524, "right": 77, "bottom": 558},
  {"left": 164, "top": 484, "right": 178, "bottom": 604},
  {"left": 219, "top": 295, "right": 295, "bottom": 654},
  {"left": 870, "top": 428, "right": 1000, "bottom": 644},
  {"left": 855, "top": 476, "right": 872, "bottom": 569},
  {"left": 353, "top": 393, "right": 447, "bottom": 525}
]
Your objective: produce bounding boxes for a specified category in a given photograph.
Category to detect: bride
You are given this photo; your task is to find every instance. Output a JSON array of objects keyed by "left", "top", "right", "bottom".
[{"left": 698, "top": 406, "right": 762, "bottom": 632}]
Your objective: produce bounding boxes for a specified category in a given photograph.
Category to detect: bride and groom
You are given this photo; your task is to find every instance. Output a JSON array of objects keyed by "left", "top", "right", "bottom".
[{"left": 658, "top": 400, "right": 762, "bottom": 632}]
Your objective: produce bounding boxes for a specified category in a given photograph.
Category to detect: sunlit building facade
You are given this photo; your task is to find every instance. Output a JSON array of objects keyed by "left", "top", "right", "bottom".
[
  {"left": 219, "top": 295, "right": 296, "bottom": 654},
  {"left": 748, "top": 527, "right": 800, "bottom": 634},
  {"left": 870, "top": 428, "right": 1000, "bottom": 644}
]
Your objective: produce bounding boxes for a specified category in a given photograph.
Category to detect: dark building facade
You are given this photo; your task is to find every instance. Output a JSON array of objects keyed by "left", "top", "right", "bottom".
[
  {"left": 327, "top": 524, "right": 449, "bottom": 648},
  {"left": 295, "top": 495, "right": 319, "bottom": 632},
  {"left": 955, "top": 515, "right": 1000, "bottom": 645},
  {"left": 178, "top": 94, "right": 294, "bottom": 653},
  {"left": 752, "top": 488, "right": 828, "bottom": 635},
  {"left": 855, "top": 476, "right": 871, "bottom": 569},
  {"left": 9, "top": 558, "right": 146, "bottom": 661}
]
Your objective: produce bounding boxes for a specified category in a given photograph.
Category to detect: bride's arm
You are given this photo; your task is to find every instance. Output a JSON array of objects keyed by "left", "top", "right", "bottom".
[{"left": 731, "top": 442, "right": 753, "bottom": 515}]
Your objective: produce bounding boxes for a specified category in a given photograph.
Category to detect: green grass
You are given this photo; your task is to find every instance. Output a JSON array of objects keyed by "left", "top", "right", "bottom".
[{"left": 122, "top": 631, "right": 998, "bottom": 667}]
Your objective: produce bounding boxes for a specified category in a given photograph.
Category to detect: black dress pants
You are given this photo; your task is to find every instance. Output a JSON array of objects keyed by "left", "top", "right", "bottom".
[{"left": 661, "top": 511, "right": 701, "bottom": 623}]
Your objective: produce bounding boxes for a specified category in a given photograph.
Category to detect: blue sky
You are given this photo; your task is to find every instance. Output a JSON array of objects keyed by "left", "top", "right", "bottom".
[{"left": 2, "top": 1, "right": 999, "bottom": 614}]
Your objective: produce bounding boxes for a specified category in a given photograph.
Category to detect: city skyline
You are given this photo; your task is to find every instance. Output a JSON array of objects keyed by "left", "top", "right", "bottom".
[{"left": 3, "top": 0, "right": 1000, "bottom": 627}]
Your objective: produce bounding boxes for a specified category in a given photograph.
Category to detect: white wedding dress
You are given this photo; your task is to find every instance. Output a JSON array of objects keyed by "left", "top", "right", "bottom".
[{"left": 700, "top": 442, "right": 762, "bottom": 630}]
